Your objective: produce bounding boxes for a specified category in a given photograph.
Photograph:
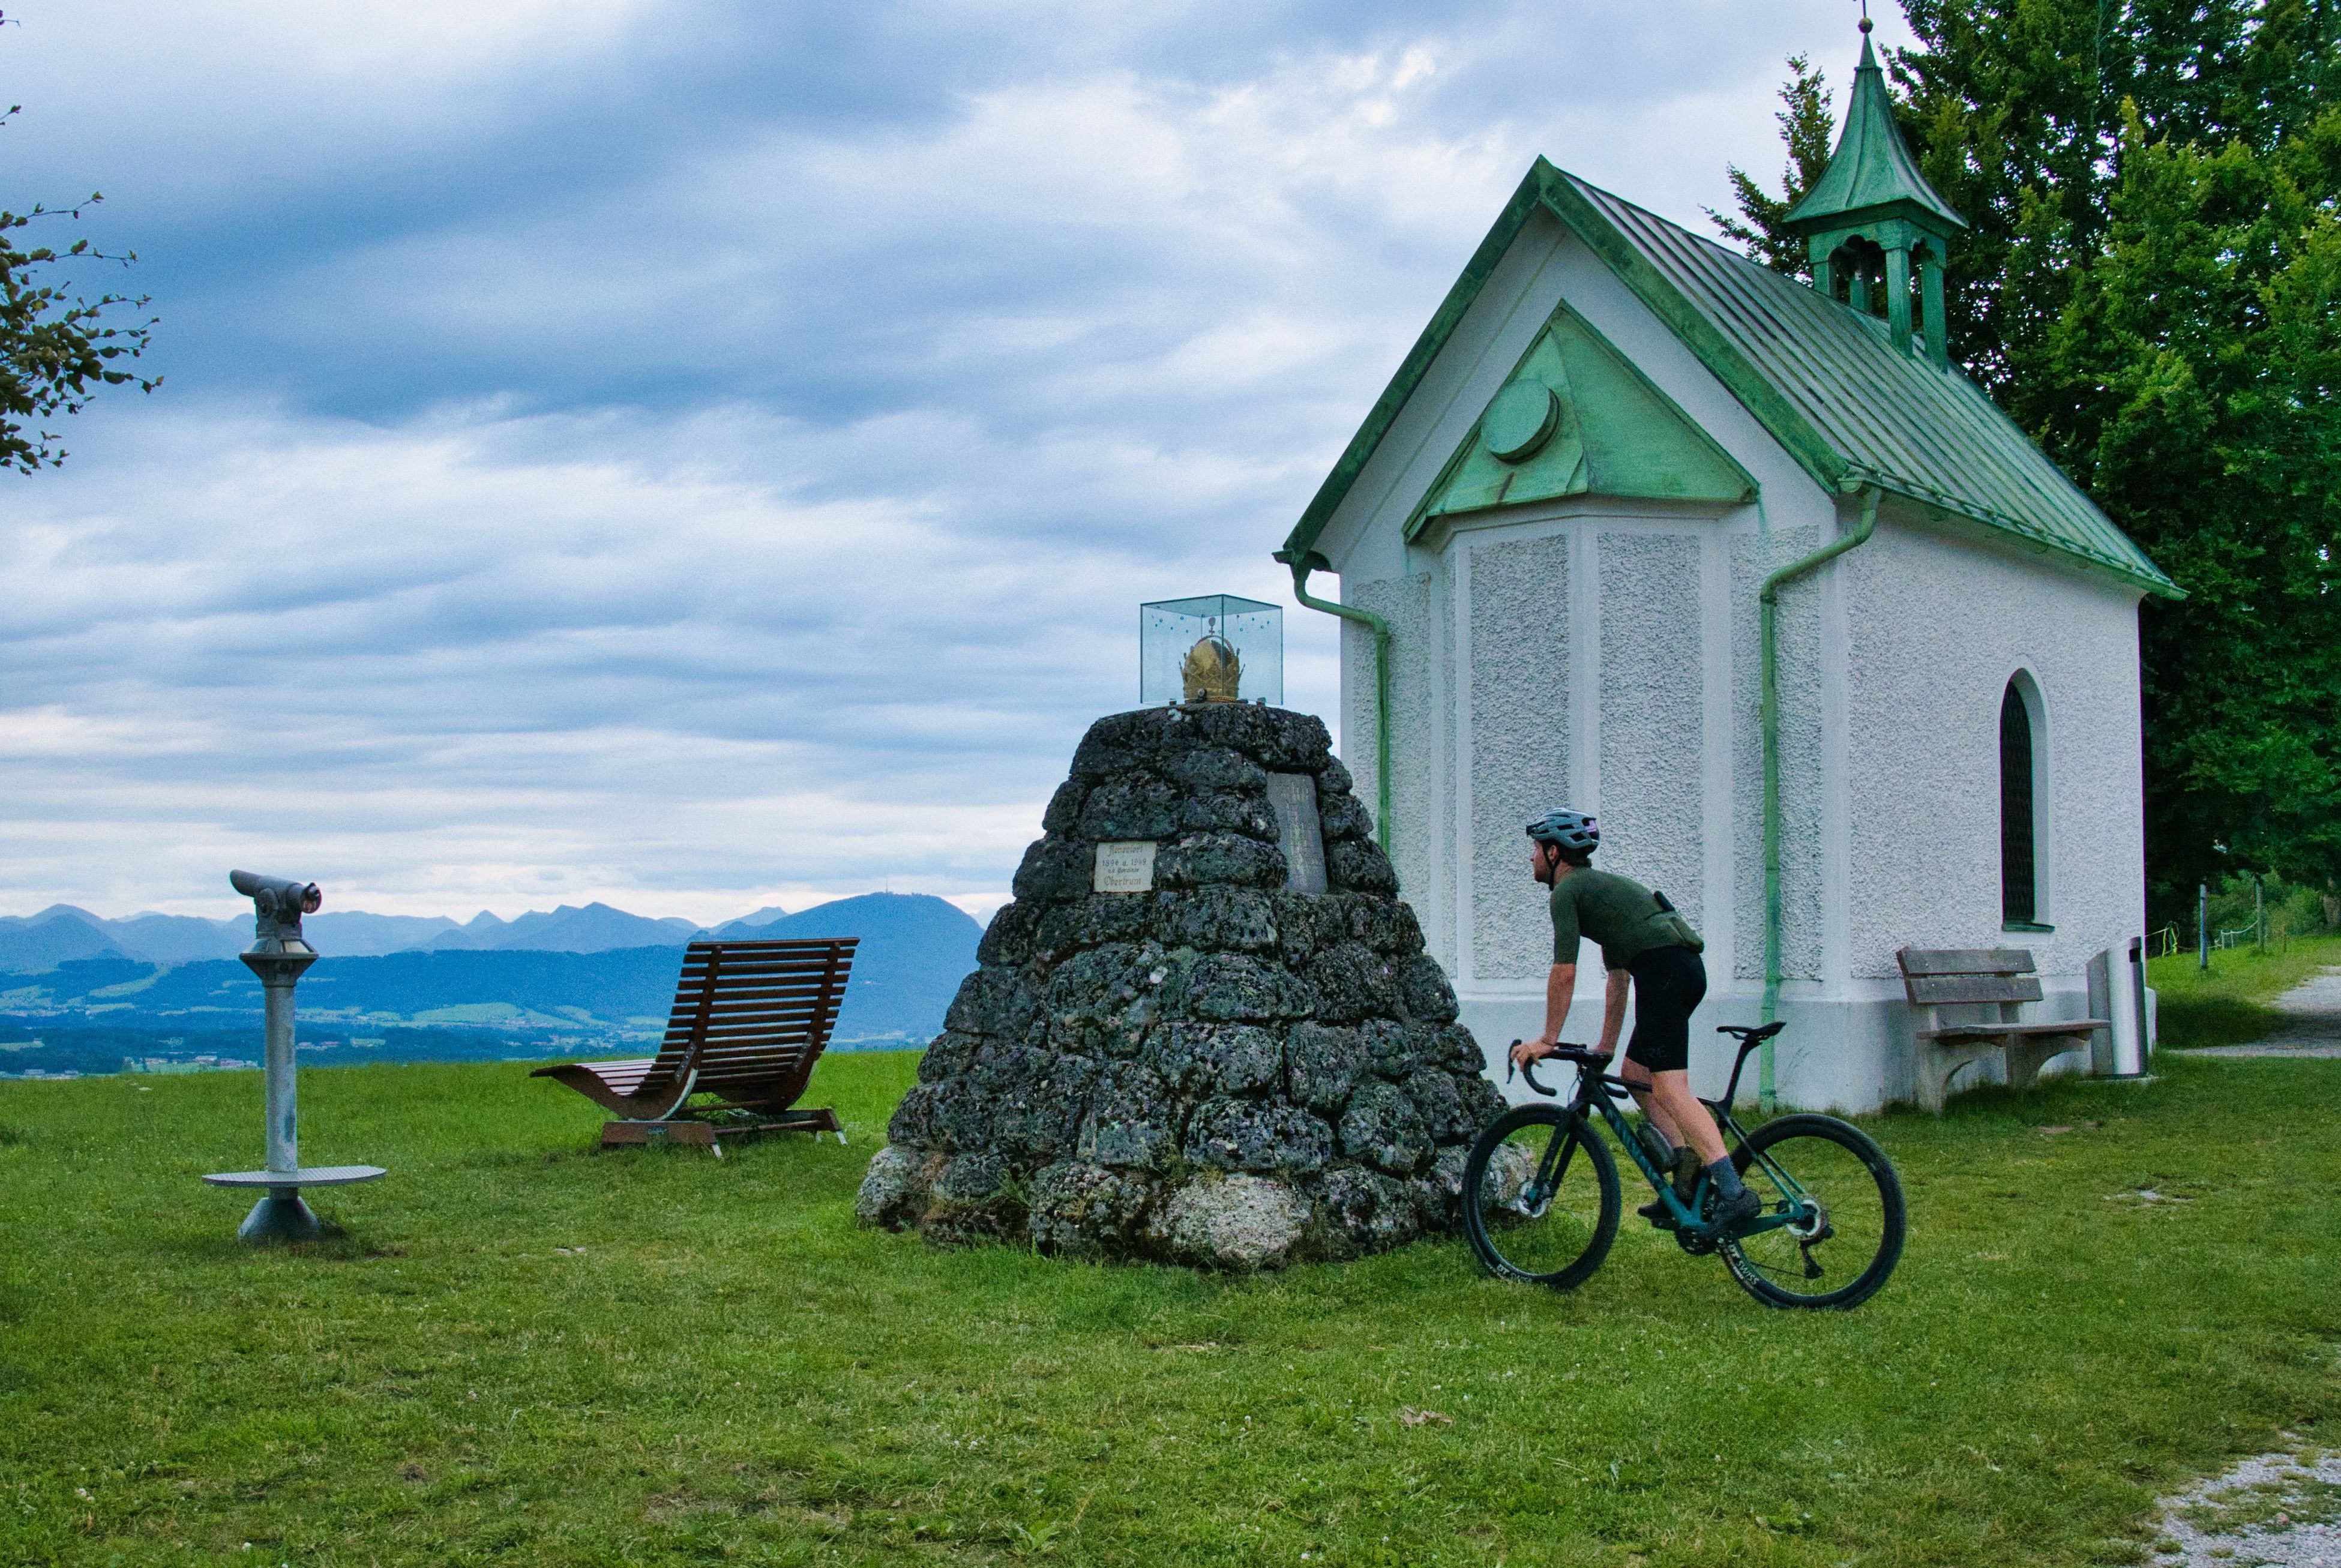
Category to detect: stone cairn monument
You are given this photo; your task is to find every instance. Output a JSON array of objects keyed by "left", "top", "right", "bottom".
[{"left": 856, "top": 703, "right": 1506, "bottom": 1269}]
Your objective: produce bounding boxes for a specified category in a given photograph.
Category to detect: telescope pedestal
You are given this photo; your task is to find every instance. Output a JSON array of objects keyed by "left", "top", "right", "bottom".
[{"left": 202, "top": 1165, "right": 388, "bottom": 1243}]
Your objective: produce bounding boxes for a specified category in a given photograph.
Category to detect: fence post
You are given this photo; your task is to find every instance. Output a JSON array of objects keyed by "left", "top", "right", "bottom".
[
  {"left": 2255, "top": 876, "right": 2265, "bottom": 952},
  {"left": 2198, "top": 882, "right": 2210, "bottom": 970}
]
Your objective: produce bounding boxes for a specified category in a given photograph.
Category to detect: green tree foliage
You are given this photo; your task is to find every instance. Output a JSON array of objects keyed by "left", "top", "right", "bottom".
[
  {"left": 1, "top": 16, "right": 157, "bottom": 473},
  {"left": 1722, "top": 1, "right": 2341, "bottom": 913}
]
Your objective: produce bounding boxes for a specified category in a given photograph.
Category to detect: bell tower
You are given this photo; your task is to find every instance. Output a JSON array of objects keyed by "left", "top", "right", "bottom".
[{"left": 1784, "top": 17, "right": 1966, "bottom": 364}]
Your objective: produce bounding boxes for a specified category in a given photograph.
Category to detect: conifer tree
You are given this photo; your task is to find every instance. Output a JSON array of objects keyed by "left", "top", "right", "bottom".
[{"left": 1722, "top": 1, "right": 2341, "bottom": 914}]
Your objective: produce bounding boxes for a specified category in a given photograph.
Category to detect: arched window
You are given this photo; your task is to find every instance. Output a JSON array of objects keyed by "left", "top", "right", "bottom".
[{"left": 2000, "top": 677, "right": 2040, "bottom": 925}]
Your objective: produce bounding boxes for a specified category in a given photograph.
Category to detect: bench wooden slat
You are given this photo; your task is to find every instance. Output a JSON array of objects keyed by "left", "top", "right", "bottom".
[
  {"left": 1904, "top": 973, "right": 2044, "bottom": 1005},
  {"left": 1897, "top": 948, "right": 2037, "bottom": 976},
  {"left": 1921, "top": 1021, "right": 2102, "bottom": 1042}
]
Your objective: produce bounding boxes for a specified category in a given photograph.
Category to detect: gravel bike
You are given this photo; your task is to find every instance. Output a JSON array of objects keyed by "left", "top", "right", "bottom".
[{"left": 1461, "top": 1024, "right": 1905, "bottom": 1309}]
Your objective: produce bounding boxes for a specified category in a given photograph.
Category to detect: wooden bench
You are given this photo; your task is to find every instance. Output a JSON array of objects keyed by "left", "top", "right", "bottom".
[
  {"left": 532, "top": 938, "right": 856, "bottom": 1152},
  {"left": 1898, "top": 947, "right": 2105, "bottom": 1114}
]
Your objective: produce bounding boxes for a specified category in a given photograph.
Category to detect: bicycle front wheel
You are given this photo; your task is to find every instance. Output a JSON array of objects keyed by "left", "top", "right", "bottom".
[
  {"left": 1462, "top": 1105, "right": 1619, "bottom": 1290},
  {"left": 1720, "top": 1114, "right": 1905, "bottom": 1309}
]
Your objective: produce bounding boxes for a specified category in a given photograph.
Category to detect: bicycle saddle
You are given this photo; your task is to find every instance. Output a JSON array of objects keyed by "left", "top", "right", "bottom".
[{"left": 1716, "top": 1021, "right": 1787, "bottom": 1044}]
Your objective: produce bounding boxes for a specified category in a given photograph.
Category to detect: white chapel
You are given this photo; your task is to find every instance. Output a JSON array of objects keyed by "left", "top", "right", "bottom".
[{"left": 1276, "top": 28, "right": 2178, "bottom": 1111}]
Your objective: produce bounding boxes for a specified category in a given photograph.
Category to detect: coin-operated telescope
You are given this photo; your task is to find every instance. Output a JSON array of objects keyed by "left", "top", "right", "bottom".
[{"left": 202, "top": 871, "right": 385, "bottom": 1242}]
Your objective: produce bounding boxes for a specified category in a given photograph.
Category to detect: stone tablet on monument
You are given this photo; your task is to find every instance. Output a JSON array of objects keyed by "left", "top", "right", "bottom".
[
  {"left": 1265, "top": 772, "right": 1327, "bottom": 894},
  {"left": 1092, "top": 840, "right": 1157, "bottom": 894}
]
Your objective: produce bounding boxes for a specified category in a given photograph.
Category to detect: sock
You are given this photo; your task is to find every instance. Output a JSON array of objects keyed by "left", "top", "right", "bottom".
[{"left": 1706, "top": 1158, "right": 1747, "bottom": 1202}]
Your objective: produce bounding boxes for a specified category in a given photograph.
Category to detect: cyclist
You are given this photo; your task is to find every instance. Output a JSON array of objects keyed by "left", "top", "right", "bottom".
[{"left": 1508, "top": 809, "right": 1758, "bottom": 1229}]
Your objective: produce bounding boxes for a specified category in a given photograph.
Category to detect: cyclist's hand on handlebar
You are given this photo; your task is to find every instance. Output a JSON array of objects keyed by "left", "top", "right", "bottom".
[{"left": 1509, "top": 1037, "right": 1557, "bottom": 1070}]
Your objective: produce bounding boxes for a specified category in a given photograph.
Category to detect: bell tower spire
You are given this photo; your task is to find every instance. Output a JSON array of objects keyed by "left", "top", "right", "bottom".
[{"left": 1784, "top": 15, "right": 1966, "bottom": 364}]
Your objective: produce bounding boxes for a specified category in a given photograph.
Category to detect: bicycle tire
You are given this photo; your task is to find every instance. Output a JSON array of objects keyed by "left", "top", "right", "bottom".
[
  {"left": 1462, "top": 1104, "right": 1620, "bottom": 1290},
  {"left": 1719, "top": 1114, "right": 1905, "bottom": 1310}
]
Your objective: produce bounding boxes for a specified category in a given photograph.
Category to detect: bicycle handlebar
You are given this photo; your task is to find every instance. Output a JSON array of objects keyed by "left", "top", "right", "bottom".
[{"left": 1505, "top": 1041, "right": 1608, "bottom": 1099}]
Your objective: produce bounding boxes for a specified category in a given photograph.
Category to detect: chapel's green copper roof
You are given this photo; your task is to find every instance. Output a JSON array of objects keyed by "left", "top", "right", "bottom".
[
  {"left": 1277, "top": 160, "right": 2178, "bottom": 598},
  {"left": 1784, "top": 26, "right": 1966, "bottom": 237}
]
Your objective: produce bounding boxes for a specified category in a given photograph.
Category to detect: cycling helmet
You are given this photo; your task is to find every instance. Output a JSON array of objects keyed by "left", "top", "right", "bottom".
[{"left": 1525, "top": 808, "right": 1599, "bottom": 855}]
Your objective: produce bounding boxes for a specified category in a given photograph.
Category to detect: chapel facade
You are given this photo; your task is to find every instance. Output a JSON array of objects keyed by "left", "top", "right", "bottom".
[{"left": 1276, "top": 26, "right": 2177, "bottom": 1111}]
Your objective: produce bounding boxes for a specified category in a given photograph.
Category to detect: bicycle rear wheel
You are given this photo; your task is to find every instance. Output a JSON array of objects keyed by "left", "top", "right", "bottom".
[
  {"left": 1462, "top": 1105, "right": 1619, "bottom": 1290},
  {"left": 1719, "top": 1114, "right": 1905, "bottom": 1309}
]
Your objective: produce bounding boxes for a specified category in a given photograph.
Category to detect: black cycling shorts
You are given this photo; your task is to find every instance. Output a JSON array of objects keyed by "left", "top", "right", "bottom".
[{"left": 1623, "top": 945, "right": 1708, "bottom": 1075}]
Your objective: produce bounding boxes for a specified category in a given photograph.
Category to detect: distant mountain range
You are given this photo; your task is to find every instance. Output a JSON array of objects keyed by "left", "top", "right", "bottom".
[
  {"left": 0, "top": 895, "right": 964, "bottom": 970},
  {"left": 0, "top": 892, "right": 982, "bottom": 1075}
]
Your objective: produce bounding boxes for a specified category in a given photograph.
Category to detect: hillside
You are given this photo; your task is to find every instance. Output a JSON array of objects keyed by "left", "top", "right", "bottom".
[{"left": 0, "top": 892, "right": 985, "bottom": 1075}]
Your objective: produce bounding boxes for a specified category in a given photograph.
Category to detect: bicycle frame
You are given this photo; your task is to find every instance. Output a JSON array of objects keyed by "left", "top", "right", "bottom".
[{"left": 1516, "top": 1041, "right": 1819, "bottom": 1241}]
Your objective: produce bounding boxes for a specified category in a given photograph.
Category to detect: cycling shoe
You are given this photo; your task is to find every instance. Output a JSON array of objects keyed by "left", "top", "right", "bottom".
[
  {"left": 1636, "top": 1197, "right": 1678, "bottom": 1231},
  {"left": 1710, "top": 1186, "right": 1762, "bottom": 1231}
]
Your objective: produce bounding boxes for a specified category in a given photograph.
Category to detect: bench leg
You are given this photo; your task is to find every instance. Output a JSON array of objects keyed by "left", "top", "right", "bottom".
[
  {"left": 2006, "top": 1036, "right": 2091, "bottom": 1095},
  {"left": 1918, "top": 1045, "right": 1996, "bottom": 1116}
]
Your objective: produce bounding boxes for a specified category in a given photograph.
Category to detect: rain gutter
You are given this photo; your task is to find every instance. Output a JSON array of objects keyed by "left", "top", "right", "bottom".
[
  {"left": 1282, "top": 551, "right": 1393, "bottom": 855},
  {"left": 1758, "top": 480, "right": 1881, "bottom": 1111}
]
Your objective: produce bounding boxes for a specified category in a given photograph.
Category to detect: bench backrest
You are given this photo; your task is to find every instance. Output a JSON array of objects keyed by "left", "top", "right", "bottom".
[
  {"left": 1897, "top": 947, "right": 2043, "bottom": 1008},
  {"left": 640, "top": 939, "right": 858, "bottom": 1098}
]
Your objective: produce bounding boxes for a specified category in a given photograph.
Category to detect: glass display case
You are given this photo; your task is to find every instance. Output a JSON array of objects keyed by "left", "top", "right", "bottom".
[{"left": 1140, "top": 594, "right": 1283, "bottom": 706}]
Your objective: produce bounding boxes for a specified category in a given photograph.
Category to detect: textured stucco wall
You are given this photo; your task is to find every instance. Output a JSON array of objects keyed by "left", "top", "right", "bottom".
[
  {"left": 1731, "top": 525, "right": 1826, "bottom": 982},
  {"left": 1597, "top": 532, "right": 1704, "bottom": 931},
  {"left": 1465, "top": 533, "right": 1571, "bottom": 980},
  {"left": 1844, "top": 520, "right": 2147, "bottom": 980},
  {"left": 1345, "top": 573, "right": 1439, "bottom": 939}
]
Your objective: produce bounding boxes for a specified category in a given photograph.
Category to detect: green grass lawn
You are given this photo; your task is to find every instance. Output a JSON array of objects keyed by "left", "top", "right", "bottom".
[
  {"left": 2, "top": 1051, "right": 2336, "bottom": 1567},
  {"left": 2148, "top": 933, "right": 2341, "bottom": 1048}
]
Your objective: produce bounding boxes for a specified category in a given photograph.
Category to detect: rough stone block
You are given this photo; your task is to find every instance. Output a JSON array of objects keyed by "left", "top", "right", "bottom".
[
  {"left": 1028, "top": 1161, "right": 1161, "bottom": 1257},
  {"left": 1155, "top": 831, "right": 1285, "bottom": 890},
  {"left": 1012, "top": 837, "right": 1095, "bottom": 904},
  {"left": 1399, "top": 953, "right": 1461, "bottom": 1024},
  {"left": 1317, "top": 1165, "right": 1422, "bottom": 1258},
  {"left": 1077, "top": 1061, "right": 1177, "bottom": 1169},
  {"left": 1179, "top": 790, "right": 1282, "bottom": 839},
  {"left": 1318, "top": 757, "right": 1354, "bottom": 795},
  {"left": 1042, "top": 779, "right": 1089, "bottom": 834},
  {"left": 1078, "top": 773, "right": 1185, "bottom": 841},
  {"left": 854, "top": 1144, "right": 945, "bottom": 1231},
  {"left": 1160, "top": 746, "right": 1270, "bottom": 793},
  {"left": 976, "top": 902, "right": 1039, "bottom": 967},
  {"left": 1318, "top": 790, "right": 1371, "bottom": 843},
  {"left": 1326, "top": 837, "right": 1398, "bottom": 894},
  {"left": 1339, "top": 1078, "right": 1432, "bottom": 1176},
  {"left": 1159, "top": 1173, "right": 1313, "bottom": 1270},
  {"left": 1179, "top": 953, "right": 1316, "bottom": 1023},
  {"left": 1305, "top": 942, "right": 1405, "bottom": 1024},
  {"left": 1162, "top": 886, "right": 1278, "bottom": 954},
  {"left": 1143, "top": 1021, "right": 1281, "bottom": 1096},
  {"left": 1185, "top": 1098, "right": 1332, "bottom": 1173},
  {"left": 1403, "top": 1066, "right": 1473, "bottom": 1144},
  {"left": 1285, "top": 1021, "right": 1363, "bottom": 1113}
]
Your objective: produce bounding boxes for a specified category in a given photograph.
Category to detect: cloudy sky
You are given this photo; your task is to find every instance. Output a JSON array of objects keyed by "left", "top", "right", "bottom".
[{"left": 0, "top": 0, "right": 1907, "bottom": 925}]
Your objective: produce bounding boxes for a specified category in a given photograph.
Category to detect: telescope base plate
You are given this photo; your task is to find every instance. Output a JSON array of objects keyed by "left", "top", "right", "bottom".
[{"left": 202, "top": 1165, "right": 387, "bottom": 1188}]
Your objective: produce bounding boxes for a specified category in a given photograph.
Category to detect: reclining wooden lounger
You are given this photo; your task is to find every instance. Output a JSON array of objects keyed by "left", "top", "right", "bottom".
[{"left": 532, "top": 937, "right": 857, "bottom": 1151}]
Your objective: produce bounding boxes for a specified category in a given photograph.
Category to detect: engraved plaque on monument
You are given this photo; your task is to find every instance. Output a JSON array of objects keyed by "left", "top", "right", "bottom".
[
  {"left": 1264, "top": 772, "right": 1327, "bottom": 894},
  {"left": 1092, "top": 840, "right": 1158, "bottom": 893}
]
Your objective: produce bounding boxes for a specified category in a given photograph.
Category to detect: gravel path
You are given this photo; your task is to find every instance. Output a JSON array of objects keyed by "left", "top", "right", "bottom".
[
  {"left": 2175, "top": 966, "right": 2341, "bottom": 1059},
  {"left": 2151, "top": 1450, "right": 2341, "bottom": 1566}
]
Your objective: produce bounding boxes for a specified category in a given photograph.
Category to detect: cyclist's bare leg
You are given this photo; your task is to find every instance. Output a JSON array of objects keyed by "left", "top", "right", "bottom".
[
  {"left": 1612, "top": 1057, "right": 1687, "bottom": 1149},
  {"left": 1647, "top": 1069, "right": 1727, "bottom": 1165}
]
